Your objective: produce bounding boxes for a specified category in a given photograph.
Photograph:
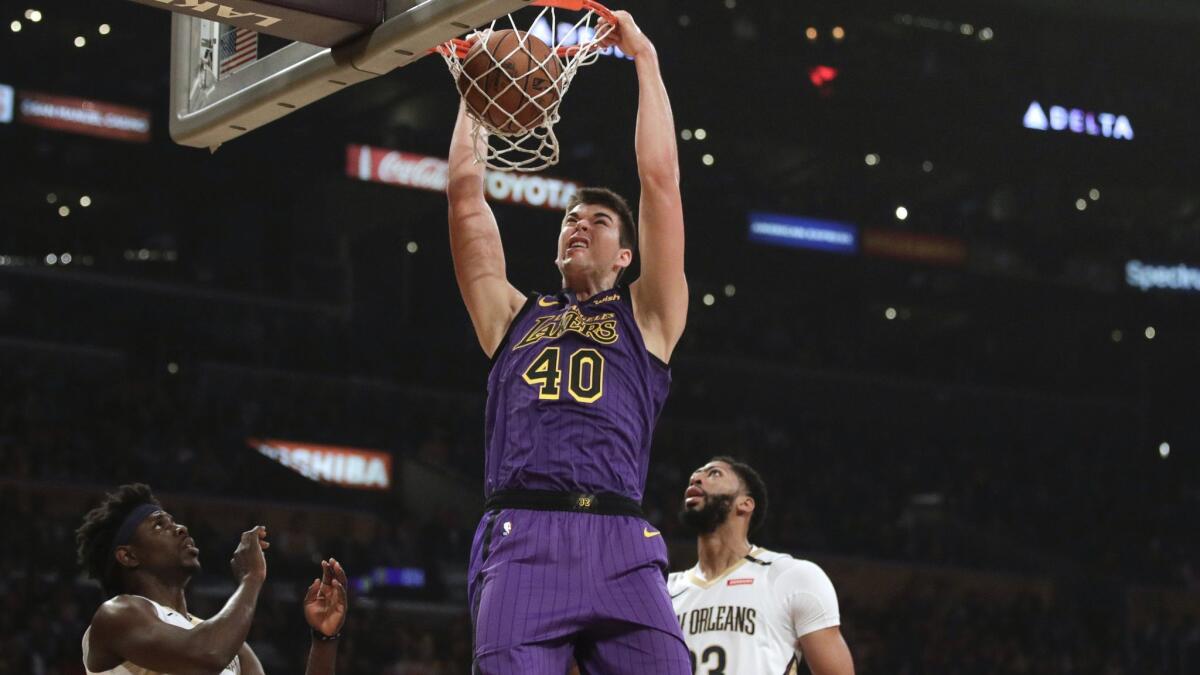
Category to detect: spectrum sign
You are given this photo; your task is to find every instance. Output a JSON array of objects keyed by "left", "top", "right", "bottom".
[
  {"left": 1023, "top": 101, "right": 1133, "bottom": 141},
  {"left": 1126, "top": 260, "right": 1200, "bottom": 293},
  {"left": 748, "top": 212, "right": 858, "bottom": 255}
]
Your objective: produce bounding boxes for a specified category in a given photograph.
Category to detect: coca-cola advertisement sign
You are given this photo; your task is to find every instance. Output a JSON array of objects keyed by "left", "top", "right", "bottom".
[{"left": 346, "top": 144, "right": 579, "bottom": 211}]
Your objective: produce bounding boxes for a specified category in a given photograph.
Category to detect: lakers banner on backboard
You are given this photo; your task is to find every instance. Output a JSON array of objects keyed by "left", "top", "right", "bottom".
[
  {"left": 249, "top": 438, "right": 392, "bottom": 490},
  {"left": 126, "top": 0, "right": 381, "bottom": 47},
  {"left": 347, "top": 144, "right": 580, "bottom": 211}
]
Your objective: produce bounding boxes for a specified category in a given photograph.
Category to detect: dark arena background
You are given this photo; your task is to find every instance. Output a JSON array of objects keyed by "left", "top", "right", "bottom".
[{"left": 2, "top": 1, "right": 1199, "bottom": 673}]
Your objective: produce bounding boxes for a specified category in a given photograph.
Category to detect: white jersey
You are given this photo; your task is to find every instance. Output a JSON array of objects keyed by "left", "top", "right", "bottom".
[
  {"left": 668, "top": 548, "right": 840, "bottom": 675},
  {"left": 82, "top": 596, "right": 241, "bottom": 675}
]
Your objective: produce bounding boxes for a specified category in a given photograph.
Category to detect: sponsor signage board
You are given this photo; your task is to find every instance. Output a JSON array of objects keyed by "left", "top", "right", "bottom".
[
  {"left": 1126, "top": 260, "right": 1200, "bottom": 293},
  {"left": 1023, "top": 101, "right": 1134, "bottom": 141},
  {"left": 862, "top": 228, "right": 967, "bottom": 266},
  {"left": 249, "top": 438, "right": 392, "bottom": 490},
  {"left": 347, "top": 144, "right": 579, "bottom": 211},
  {"left": 17, "top": 91, "right": 151, "bottom": 142},
  {"left": 0, "top": 84, "right": 13, "bottom": 124},
  {"left": 748, "top": 212, "right": 858, "bottom": 255}
]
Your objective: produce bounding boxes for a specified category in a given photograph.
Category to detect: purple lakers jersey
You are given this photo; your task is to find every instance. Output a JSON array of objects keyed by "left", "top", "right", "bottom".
[{"left": 484, "top": 287, "right": 671, "bottom": 501}]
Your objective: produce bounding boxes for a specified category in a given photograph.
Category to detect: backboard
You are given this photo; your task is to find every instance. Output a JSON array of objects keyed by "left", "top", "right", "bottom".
[{"left": 158, "top": 0, "right": 529, "bottom": 150}]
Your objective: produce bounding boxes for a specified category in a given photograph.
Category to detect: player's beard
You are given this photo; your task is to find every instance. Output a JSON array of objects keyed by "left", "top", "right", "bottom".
[{"left": 678, "top": 492, "right": 736, "bottom": 535}]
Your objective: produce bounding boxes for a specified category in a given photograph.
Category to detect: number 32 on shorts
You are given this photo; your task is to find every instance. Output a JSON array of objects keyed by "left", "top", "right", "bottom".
[{"left": 522, "top": 346, "right": 604, "bottom": 403}]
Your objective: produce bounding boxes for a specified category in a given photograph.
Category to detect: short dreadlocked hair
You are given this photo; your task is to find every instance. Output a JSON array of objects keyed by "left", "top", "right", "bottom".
[
  {"left": 710, "top": 456, "right": 769, "bottom": 534},
  {"left": 76, "top": 483, "right": 160, "bottom": 596}
]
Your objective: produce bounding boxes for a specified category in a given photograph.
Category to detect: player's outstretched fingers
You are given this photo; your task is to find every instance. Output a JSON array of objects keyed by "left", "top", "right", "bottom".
[
  {"left": 331, "top": 558, "right": 348, "bottom": 588},
  {"left": 304, "top": 578, "right": 322, "bottom": 603},
  {"left": 231, "top": 526, "right": 269, "bottom": 582}
]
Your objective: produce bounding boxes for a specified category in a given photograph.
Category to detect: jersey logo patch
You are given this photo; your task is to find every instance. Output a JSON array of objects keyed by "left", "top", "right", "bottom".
[
  {"left": 591, "top": 292, "right": 620, "bottom": 305},
  {"left": 726, "top": 578, "right": 754, "bottom": 586},
  {"left": 513, "top": 306, "right": 619, "bottom": 350},
  {"left": 643, "top": 528, "right": 661, "bottom": 538},
  {"left": 537, "top": 297, "right": 561, "bottom": 307}
]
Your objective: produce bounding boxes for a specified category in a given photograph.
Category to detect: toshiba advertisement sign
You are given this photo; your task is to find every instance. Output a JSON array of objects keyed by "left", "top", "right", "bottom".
[
  {"left": 347, "top": 144, "right": 580, "bottom": 211},
  {"left": 249, "top": 438, "right": 392, "bottom": 490},
  {"left": 17, "top": 91, "right": 150, "bottom": 142}
]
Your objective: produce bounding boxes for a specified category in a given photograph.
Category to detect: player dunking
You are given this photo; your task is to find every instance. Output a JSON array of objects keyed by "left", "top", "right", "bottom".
[
  {"left": 447, "top": 10, "right": 690, "bottom": 674},
  {"left": 669, "top": 458, "right": 855, "bottom": 674},
  {"left": 74, "top": 483, "right": 348, "bottom": 675}
]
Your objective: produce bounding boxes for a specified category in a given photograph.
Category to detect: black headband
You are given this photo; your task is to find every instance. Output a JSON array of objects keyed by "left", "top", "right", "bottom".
[{"left": 107, "top": 503, "right": 160, "bottom": 563}]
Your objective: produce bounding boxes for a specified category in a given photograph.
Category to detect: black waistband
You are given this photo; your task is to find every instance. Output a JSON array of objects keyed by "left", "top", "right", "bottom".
[{"left": 484, "top": 489, "right": 643, "bottom": 517}]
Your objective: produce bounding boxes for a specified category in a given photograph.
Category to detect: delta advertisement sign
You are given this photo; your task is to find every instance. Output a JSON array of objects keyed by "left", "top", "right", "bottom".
[
  {"left": 347, "top": 144, "right": 579, "bottom": 211},
  {"left": 1022, "top": 101, "right": 1133, "bottom": 141},
  {"left": 15, "top": 90, "right": 151, "bottom": 142},
  {"left": 249, "top": 438, "right": 392, "bottom": 490}
]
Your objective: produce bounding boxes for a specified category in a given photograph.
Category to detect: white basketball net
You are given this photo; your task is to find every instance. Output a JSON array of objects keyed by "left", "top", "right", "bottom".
[{"left": 439, "top": 1, "right": 614, "bottom": 172}]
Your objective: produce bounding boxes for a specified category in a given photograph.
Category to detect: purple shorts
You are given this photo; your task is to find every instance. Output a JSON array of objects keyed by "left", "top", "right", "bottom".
[{"left": 468, "top": 509, "right": 690, "bottom": 674}]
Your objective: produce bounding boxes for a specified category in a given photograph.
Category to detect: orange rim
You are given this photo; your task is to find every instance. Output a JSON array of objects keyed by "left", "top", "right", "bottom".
[
  {"left": 433, "top": 0, "right": 615, "bottom": 58},
  {"left": 531, "top": 0, "right": 616, "bottom": 24}
]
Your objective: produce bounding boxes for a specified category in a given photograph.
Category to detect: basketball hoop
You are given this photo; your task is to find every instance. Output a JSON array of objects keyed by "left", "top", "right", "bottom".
[{"left": 437, "top": 0, "right": 616, "bottom": 172}]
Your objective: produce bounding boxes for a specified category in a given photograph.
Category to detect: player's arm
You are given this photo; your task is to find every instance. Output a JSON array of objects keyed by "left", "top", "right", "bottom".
[
  {"left": 238, "top": 643, "right": 266, "bottom": 675},
  {"left": 602, "top": 12, "right": 688, "bottom": 363},
  {"left": 447, "top": 100, "right": 526, "bottom": 356},
  {"left": 797, "top": 626, "right": 855, "bottom": 675},
  {"left": 302, "top": 558, "right": 349, "bottom": 675},
  {"left": 782, "top": 561, "right": 854, "bottom": 675},
  {"left": 89, "top": 527, "right": 269, "bottom": 675}
]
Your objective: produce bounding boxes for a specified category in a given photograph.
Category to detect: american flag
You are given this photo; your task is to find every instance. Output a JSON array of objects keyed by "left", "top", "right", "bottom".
[{"left": 218, "top": 25, "right": 257, "bottom": 78}]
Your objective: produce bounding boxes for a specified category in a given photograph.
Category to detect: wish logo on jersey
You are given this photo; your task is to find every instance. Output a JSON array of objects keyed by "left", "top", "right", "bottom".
[
  {"left": 676, "top": 606, "right": 757, "bottom": 636},
  {"left": 513, "top": 305, "right": 620, "bottom": 350}
]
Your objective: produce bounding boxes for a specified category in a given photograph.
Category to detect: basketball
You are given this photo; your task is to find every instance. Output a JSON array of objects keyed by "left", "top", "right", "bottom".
[{"left": 457, "top": 29, "right": 563, "bottom": 134}]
